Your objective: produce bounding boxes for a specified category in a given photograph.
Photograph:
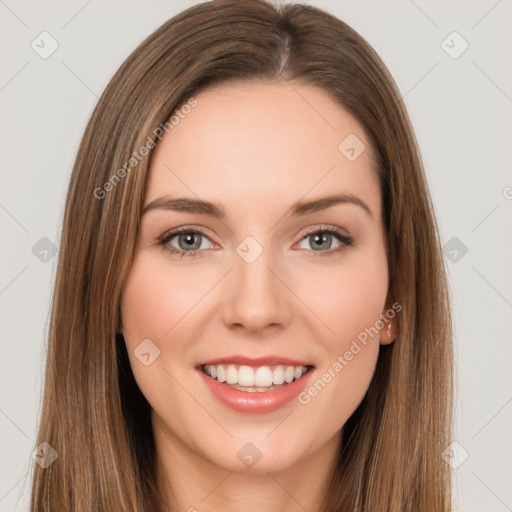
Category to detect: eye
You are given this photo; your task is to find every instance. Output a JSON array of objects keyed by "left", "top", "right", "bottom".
[
  {"left": 156, "top": 225, "right": 353, "bottom": 259},
  {"left": 295, "top": 226, "right": 353, "bottom": 257},
  {"left": 157, "top": 227, "right": 215, "bottom": 258}
]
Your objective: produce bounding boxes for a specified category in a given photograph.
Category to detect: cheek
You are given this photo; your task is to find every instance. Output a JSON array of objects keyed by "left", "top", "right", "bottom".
[
  {"left": 293, "top": 249, "right": 388, "bottom": 414},
  {"left": 119, "top": 255, "right": 204, "bottom": 415},
  {"left": 299, "top": 253, "right": 389, "bottom": 348},
  {"left": 332, "top": 269, "right": 386, "bottom": 342},
  {"left": 120, "top": 254, "right": 206, "bottom": 342}
]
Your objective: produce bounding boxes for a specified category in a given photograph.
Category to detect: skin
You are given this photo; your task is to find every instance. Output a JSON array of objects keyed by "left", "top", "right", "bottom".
[{"left": 120, "top": 81, "right": 396, "bottom": 512}]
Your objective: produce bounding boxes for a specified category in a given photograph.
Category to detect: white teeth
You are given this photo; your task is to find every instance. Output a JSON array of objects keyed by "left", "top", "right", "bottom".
[
  {"left": 273, "top": 366, "right": 285, "bottom": 385},
  {"left": 202, "top": 363, "right": 309, "bottom": 389},
  {"left": 254, "top": 367, "right": 273, "bottom": 387},
  {"left": 238, "top": 365, "right": 255, "bottom": 386},
  {"left": 216, "top": 365, "right": 226, "bottom": 382},
  {"left": 284, "top": 366, "right": 295, "bottom": 383},
  {"left": 225, "top": 364, "right": 237, "bottom": 384}
]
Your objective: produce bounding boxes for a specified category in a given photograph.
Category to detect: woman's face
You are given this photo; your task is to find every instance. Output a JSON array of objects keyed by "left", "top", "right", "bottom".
[{"left": 120, "top": 81, "right": 393, "bottom": 474}]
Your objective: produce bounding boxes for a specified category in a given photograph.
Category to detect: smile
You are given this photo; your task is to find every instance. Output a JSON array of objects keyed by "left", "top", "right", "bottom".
[{"left": 196, "top": 359, "right": 315, "bottom": 413}]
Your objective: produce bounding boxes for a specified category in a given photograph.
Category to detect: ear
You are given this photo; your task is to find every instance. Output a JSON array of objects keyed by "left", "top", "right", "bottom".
[{"left": 380, "top": 297, "right": 398, "bottom": 345}]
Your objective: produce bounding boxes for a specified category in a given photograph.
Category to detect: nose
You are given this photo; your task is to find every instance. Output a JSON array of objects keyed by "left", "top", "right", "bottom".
[{"left": 220, "top": 243, "right": 291, "bottom": 335}]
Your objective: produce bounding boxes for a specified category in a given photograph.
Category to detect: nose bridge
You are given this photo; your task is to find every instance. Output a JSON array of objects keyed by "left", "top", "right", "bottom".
[{"left": 221, "top": 235, "right": 289, "bottom": 331}]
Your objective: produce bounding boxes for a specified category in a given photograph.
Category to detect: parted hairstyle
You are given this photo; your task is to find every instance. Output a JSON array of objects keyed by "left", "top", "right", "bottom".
[{"left": 30, "top": 1, "right": 453, "bottom": 510}]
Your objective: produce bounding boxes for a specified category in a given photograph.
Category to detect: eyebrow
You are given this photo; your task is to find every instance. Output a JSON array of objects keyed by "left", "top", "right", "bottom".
[{"left": 142, "top": 193, "right": 373, "bottom": 219}]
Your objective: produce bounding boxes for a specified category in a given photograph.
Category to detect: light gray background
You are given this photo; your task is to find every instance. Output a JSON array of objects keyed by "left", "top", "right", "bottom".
[{"left": 1, "top": 1, "right": 511, "bottom": 511}]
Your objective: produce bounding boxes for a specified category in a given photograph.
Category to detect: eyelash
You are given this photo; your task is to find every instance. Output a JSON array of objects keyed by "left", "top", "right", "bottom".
[{"left": 156, "top": 225, "right": 353, "bottom": 259}]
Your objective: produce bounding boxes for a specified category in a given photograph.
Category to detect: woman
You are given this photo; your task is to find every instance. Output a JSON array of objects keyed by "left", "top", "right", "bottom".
[{"left": 30, "top": 0, "right": 453, "bottom": 510}]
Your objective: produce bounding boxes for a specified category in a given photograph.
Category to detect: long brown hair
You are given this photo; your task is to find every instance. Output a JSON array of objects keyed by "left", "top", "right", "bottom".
[{"left": 30, "top": 1, "right": 453, "bottom": 510}]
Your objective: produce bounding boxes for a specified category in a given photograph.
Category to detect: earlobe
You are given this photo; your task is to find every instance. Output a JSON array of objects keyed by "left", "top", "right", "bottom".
[
  {"left": 380, "top": 320, "right": 396, "bottom": 345},
  {"left": 380, "top": 294, "right": 398, "bottom": 345}
]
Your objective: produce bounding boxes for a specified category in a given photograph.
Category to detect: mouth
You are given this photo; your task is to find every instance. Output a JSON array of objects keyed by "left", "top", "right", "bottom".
[
  {"left": 199, "top": 363, "right": 314, "bottom": 392},
  {"left": 196, "top": 360, "right": 316, "bottom": 413}
]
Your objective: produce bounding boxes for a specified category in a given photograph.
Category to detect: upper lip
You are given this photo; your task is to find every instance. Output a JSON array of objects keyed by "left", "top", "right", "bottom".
[{"left": 196, "top": 355, "right": 314, "bottom": 367}]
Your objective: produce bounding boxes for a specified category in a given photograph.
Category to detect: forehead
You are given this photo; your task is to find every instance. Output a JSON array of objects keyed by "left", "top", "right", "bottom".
[{"left": 145, "top": 81, "right": 381, "bottom": 219}]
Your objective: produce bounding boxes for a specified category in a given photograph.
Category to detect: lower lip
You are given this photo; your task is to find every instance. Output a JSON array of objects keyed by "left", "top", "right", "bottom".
[{"left": 197, "top": 367, "right": 314, "bottom": 413}]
